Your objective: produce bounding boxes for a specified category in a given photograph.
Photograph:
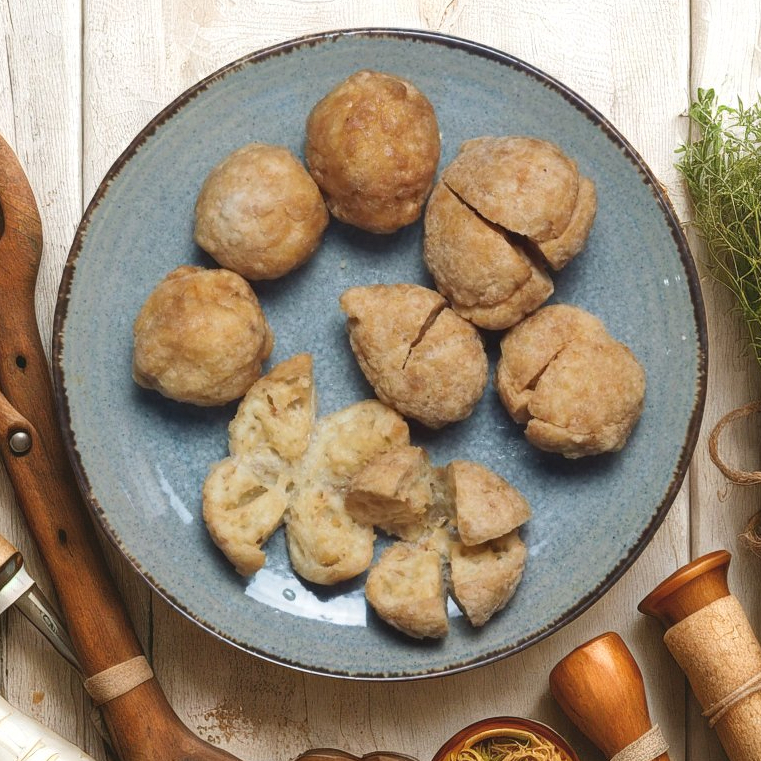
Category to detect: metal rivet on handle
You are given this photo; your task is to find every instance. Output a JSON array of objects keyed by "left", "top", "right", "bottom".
[{"left": 8, "top": 430, "right": 32, "bottom": 455}]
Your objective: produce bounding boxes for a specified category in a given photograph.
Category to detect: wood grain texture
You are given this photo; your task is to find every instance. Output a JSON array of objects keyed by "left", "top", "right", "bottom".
[
  {"left": 0, "top": 1, "right": 103, "bottom": 759},
  {"left": 4, "top": 1, "right": 757, "bottom": 760},
  {"left": 686, "top": 2, "right": 761, "bottom": 759}
]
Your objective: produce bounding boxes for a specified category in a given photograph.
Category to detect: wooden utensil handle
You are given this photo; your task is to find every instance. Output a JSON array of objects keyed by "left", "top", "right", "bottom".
[
  {"left": 550, "top": 632, "right": 669, "bottom": 761},
  {"left": 638, "top": 550, "right": 731, "bottom": 627},
  {"left": 0, "top": 133, "right": 239, "bottom": 761},
  {"left": 0, "top": 529, "right": 19, "bottom": 567}
]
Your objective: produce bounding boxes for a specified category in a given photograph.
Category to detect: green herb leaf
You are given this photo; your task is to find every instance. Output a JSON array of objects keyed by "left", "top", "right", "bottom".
[{"left": 677, "top": 89, "right": 761, "bottom": 365}]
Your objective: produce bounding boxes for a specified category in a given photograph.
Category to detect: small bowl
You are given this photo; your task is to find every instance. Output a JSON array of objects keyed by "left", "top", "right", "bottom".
[{"left": 432, "top": 717, "right": 580, "bottom": 761}]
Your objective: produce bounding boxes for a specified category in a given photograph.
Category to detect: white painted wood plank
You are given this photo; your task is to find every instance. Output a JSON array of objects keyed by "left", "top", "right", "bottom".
[
  {"left": 77, "top": 3, "right": 694, "bottom": 761},
  {"left": 0, "top": 0, "right": 103, "bottom": 758},
  {"left": 688, "top": 2, "right": 761, "bottom": 758}
]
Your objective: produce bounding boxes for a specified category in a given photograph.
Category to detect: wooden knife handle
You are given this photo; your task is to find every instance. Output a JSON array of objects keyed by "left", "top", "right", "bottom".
[
  {"left": 0, "top": 529, "right": 19, "bottom": 567},
  {"left": 0, "top": 133, "right": 239, "bottom": 761}
]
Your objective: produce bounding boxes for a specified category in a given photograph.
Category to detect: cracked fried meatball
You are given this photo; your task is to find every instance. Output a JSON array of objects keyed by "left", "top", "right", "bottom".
[
  {"left": 340, "top": 284, "right": 488, "bottom": 429},
  {"left": 495, "top": 305, "right": 645, "bottom": 458},
  {"left": 132, "top": 266, "right": 273, "bottom": 406},
  {"left": 424, "top": 180, "right": 553, "bottom": 329},
  {"left": 194, "top": 144, "right": 328, "bottom": 280},
  {"left": 441, "top": 136, "right": 597, "bottom": 270},
  {"left": 306, "top": 70, "right": 440, "bottom": 233}
]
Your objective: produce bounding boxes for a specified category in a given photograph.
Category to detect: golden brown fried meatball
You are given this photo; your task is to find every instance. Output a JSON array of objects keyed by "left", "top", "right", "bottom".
[
  {"left": 132, "top": 266, "right": 273, "bottom": 406},
  {"left": 441, "top": 136, "right": 597, "bottom": 270},
  {"left": 495, "top": 304, "right": 609, "bottom": 423},
  {"left": 306, "top": 70, "right": 440, "bottom": 233},
  {"left": 194, "top": 144, "right": 328, "bottom": 280},
  {"left": 339, "top": 284, "right": 488, "bottom": 429},
  {"left": 424, "top": 181, "right": 553, "bottom": 329},
  {"left": 495, "top": 305, "right": 645, "bottom": 458}
]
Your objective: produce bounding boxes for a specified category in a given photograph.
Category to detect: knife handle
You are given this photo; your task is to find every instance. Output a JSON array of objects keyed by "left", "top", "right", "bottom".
[
  {"left": 0, "top": 530, "right": 18, "bottom": 567},
  {"left": 0, "top": 134, "right": 240, "bottom": 761}
]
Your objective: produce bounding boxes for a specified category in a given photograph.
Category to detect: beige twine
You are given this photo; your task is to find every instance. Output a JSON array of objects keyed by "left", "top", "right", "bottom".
[
  {"left": 708, "top": 401, "right": 761, "bottom": 485},
  {"left": 703, "top": 672, "right": 761, "bottom": 728},
  {"left": 83, "top": 656, "right": 154, "bottom": 706},
  {"left": 609, "top": 725, "right": 668, "bottom": 761}
]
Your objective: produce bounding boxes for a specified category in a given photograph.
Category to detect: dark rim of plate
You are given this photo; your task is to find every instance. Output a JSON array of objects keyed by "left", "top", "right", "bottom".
[{"left": 52, "top": 27, "right": 708, "bottom": 681}]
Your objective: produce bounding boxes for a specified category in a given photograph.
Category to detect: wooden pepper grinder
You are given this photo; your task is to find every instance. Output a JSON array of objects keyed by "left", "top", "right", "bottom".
[
  {"left": 639, "top": 550, "right": 761, "bottom": 761},
  {"left": 549, "top": 631, "right": 669, "bottom": 761}
]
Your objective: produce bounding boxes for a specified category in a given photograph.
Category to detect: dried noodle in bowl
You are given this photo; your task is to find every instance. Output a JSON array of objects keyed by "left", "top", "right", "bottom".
[{"left": 451, "top": 728, "right": 572, "bottom": 761}]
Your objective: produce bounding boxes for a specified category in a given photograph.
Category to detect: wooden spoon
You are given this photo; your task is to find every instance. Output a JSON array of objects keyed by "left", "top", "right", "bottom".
[{"left": 0, "top": 132, "right": 241, "bottom": 761}]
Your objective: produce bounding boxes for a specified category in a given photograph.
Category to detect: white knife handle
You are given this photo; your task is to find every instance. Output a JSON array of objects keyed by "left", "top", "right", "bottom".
[
  {"left": 0, "top": 694, "right": 95, "bottom": 761},
  {"left": 0, "top": 565, "right": 32, "bottom": 617}
]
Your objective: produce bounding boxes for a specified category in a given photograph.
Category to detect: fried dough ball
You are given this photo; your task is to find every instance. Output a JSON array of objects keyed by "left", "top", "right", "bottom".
[
  {"left": 445, "top": 460, "right": 532, "bottom": 546},
  {"left": 306, "top": 70, "right": 440, "bottom": 233},
  {"left": 194, "top": 144, "right": 328, "bottom": 280},
  {"left": 365, "top": 542, "right": 448, "bottom": 639},
  {"left": 202, "top": 354, "right": 315, "bottom": 575},
  {"left": 441, "top": 136, "right": 597, "bottom": 270},
  {"left": 132, "top": 266, "right": 273, "bottom": 406},
  {"left": 449, "top": 530, "right": 527, "bottom": 627},
  {"left": 345, "top": 445, "right": 435, "bottom": 541},
  {"left": 424, "top": 181, "right": 554, "bottom": 329},
  {"left": 286, "top": 400, "right": 409, "bottom": 585},
  {"left": 340, "top": 284, "right": 488, "bottom": 429},
  {"left": 495, "top": 305, "right": 645, "bottom": 458}
]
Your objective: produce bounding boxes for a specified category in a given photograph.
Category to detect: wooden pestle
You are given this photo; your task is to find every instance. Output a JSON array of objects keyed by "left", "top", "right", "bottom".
[
  {"left": 549, "top": 631, "right": 669, "bottom": 761},
  {"left": 639, "top": 550, "right": 761, "bottom": 761}
]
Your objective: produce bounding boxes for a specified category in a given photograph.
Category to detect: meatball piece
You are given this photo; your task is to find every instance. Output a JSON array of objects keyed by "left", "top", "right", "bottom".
[
  {"left": 424, "top": 180, "right": 553, "bottom": 329},
  {"left": 132, "top": 266, "right": 273, "bottom": 405},
  {"left": 339, "top": 284, "right": 488, "bottom": 429},
  {"left": 442, "top": 136, "right": 597, "bottom": 270},
  {"left": 495, "top": 304, "right": 645, "bottom": 458},
  {"left": 194, "top": 144, "right": 328, "bottom": 280},
  {"left": 306, "top": 70, "right": 440, "bottom": 234},
  {"left": 495, "top": 304, "right": 609, "bottom": 423},
  {"left": 365, "top": 543, "right": 448, "bottom": 639}
]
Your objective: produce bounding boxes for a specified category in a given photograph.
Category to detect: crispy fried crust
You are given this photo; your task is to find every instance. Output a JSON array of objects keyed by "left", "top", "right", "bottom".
[
  {"left": 495, "top": 305, "right": 646, "bottom": 457},
  {"left": 495, "top": 304, "right": 609, "bottom": 423},
  {"left": 202, "top": 354, "right": 315, "bottom": 575},
  {"left": 539, "top": 176, "right": 597, "bottom": 270},
  {"left": 449, "top": 530, "right": 527, "bottom": 627},
  {"left": 365, "top": 543, "right": 448, "bottom": 639},
  {"left": 286, "top": 401, "right": 409, "bottom": 585},
  {"left": 194, "top": 144, "right": 328, "bottom": 280},
  {"left": 526, "top": 337, "right": 646, "bottom": 458},
  {"left": 442, "top": 136, "right": 579, "bottom": 242},
  {"left": 306, "top": 70, "right": 440, "bottom": 233},
  {"left": 345, "top": 445, "right": 435, "bottom": 540},
  {"left": 438, "top": 136, "right": 596, "bottom": 273},
  {"left": 132, "top": 266, "right": 273, "bottom": 406},
  {"left": 423, "top": 181, "right": 553, "bottom": 330},
  {"left": 445, "top": 460, "right": 532, "bottom": 546},
  {"left": 340, "top": 284, "right": 488, "bottom": 428}
]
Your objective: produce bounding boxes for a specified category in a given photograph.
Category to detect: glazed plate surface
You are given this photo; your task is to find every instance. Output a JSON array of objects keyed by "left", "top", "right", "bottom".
[{"left": 54, "top": 29, "right": 706, "bottom": 679}]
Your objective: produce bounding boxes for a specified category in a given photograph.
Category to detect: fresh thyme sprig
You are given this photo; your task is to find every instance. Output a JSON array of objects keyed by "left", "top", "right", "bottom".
[{"left": 676, "top": 87, "right": 761, "bottom": 365}]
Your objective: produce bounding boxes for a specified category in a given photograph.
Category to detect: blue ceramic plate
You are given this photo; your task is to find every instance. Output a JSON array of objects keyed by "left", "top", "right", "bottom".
[{"left": 53, "top": 29, "right": 706, "bottom": 679}]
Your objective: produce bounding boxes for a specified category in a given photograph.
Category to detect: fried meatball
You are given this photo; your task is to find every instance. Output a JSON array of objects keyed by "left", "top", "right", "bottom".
[
  {"left": 132, "top": 266, "right": 273, "bottom": 406},
  {"left": 495, "top": 305, "right": 645, "bottom": 458},
  {"left": 441, "top": 136, "right": 597, "bottom": 270},
  {"left": 339, "top": 284, "right": 488, "bottom": 429},
  {"left": 306, "top": 70, "right": 440, "bottom": 234},
  {"left": 194, "top": 144, "right": 328, "bottom": 280},
  {"left": 424, "top": 181, "right": 553, "bottom": 329}
]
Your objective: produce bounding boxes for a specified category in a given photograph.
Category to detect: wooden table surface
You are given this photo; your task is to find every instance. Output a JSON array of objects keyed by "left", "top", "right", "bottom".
[{"left": 1, "top": 2, "right": 760, "bottom": 760}]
